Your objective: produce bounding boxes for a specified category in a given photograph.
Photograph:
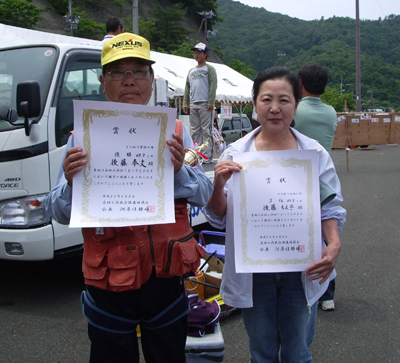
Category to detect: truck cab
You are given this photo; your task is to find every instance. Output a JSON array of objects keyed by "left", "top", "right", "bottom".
[
  {"left": 0, "top": 43, "right": 211, "bottom": 260},
  {"left": 0, "top": 43, "right": 104, "bottom": 260}
]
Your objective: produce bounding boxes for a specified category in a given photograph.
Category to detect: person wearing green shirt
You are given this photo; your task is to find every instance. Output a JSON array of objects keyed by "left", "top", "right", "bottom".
[
  {"left": 294, "top": 63, "right": 338, "bottom": 311},
  {"left": 294, "top": 63, "right": 337, "bottom": 154}
]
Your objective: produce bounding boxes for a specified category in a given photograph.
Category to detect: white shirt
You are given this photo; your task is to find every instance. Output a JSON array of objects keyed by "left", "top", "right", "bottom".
[{"left": 203, "top": 126, "right": 346, "bottom": 308}]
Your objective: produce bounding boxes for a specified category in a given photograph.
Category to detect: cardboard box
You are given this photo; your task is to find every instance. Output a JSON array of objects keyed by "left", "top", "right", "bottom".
[
  {"left": 203, "top": 253, "right": 224, "bottom": 299},
  {"left": 347, "top": 113, "right": 391, "bottom": 145},
  {"left": 389, "top": 114, "right": 400, "bottom": 144},
  {"left": 332, "top": 115, "right": 347, "bottom": 148}
]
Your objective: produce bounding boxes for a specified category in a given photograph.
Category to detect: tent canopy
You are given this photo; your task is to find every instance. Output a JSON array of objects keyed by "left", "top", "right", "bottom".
[
  {"left": 0, "top": 24, "right": 253, "bottom": 104},
  {"left": 150, "top": 52, "right": 253, "bottom": 104}
]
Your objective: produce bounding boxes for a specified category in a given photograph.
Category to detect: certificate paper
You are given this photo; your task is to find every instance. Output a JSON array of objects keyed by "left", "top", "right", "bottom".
[
  {"left": 232, "top": 150, "right": 321, "bottom": 273},
  {"left": 70, "top": 100, "right": 176, "bottom": 228}
]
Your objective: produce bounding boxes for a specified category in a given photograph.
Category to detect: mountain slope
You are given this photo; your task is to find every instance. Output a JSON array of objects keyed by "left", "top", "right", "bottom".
[
  {"left": 27, "top": 0, "right": 400, "bottom": 109},
  {"left": 211, "top": 0, "right": 400, "bottom": 109}
]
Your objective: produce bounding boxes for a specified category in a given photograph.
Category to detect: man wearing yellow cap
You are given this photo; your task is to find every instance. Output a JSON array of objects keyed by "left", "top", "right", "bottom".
[{"left": 45, "top": 33, "right": 213, "bottom": 363}]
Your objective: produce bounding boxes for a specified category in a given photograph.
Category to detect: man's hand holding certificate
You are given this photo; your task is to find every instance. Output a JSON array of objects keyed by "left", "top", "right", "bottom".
[{"left": 70, "top": 100, "right": 176, "bottom": 228}]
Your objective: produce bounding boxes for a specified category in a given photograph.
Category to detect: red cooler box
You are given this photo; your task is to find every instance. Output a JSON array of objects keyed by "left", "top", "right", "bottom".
[{"left": 185, "top": 323, "right": 224, "bottom": 362}]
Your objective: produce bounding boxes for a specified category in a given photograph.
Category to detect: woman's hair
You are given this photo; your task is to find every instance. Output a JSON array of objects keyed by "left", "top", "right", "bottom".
[{"left": 252, "top": 66, "right": 301, "bottom": 104}]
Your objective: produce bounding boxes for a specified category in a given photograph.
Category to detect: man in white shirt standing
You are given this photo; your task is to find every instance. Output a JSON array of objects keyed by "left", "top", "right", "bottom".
[{"left": 183, "top": 43, "right": 217, "bottom": 163}]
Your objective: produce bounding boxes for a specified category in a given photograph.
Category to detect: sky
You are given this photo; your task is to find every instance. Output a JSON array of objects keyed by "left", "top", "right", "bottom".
[{"left": 237, "top": 0, "right": 400, "bottom": 21}]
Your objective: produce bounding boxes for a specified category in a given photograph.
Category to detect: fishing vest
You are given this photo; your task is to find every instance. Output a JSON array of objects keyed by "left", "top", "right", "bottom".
[{"left": 80, "top": 120, "right": 205, "bottom": 291}]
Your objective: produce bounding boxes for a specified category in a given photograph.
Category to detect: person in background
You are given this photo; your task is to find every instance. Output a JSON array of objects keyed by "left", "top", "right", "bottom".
[
  {"left": 101, "top": 17, "right": 124, "bottom": 44},
  {"left": 183, "top": 42, "right": 217, "bottom": 163},
  {"left": 203, "top": 66, "right": 346, "bottom": 363},
  {"left": 45, "top": 33, "right": 213, "bottom": 363},
  {"left": 294, "top": 62, "right": 338, "bottom": 311}
]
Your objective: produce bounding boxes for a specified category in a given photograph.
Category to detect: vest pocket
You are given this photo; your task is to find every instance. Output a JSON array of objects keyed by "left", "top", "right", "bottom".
[
  {"left": 107, "top": 244, "right": 139, "bottom": 287},
  {"left": 161, "top": 233, "right": 205, "bottom": 277},
  {"left": 82, "top": 230, "right": 140, "bottom": 288},
  {"left": 82, "top": 242, "right": 108, "bottom": 283}
]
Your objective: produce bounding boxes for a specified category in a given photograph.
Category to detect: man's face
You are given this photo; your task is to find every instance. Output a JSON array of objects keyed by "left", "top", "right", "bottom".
[
  {"left": 194, "top": 49, "right": 207, "bottom": 63},
  {"left": 100, "top": 58, "right": 154, "bottom": 105}
]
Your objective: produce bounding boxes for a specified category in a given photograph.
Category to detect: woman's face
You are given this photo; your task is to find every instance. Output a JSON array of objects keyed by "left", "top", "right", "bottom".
[{"left": 254, "top": 78, "right": 298, "bottom": 133}]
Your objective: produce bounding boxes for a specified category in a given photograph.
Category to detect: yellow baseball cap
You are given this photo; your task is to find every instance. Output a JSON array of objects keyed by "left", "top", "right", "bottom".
[{"left": 101, "top": 33, "right": 155, "bottom": 67}]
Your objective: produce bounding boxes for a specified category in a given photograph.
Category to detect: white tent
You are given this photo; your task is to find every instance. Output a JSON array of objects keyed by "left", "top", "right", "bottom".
[
  {"left": 150, "top": 52, "right": 253, "bottom": 104},
  {"left": 0, "top": 24, "right": 253, "bottom": 104}
]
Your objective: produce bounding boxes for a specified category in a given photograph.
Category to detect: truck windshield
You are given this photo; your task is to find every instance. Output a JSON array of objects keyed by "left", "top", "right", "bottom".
[{"left": 0, "top": 46, "right": 57, "bottom": 131}]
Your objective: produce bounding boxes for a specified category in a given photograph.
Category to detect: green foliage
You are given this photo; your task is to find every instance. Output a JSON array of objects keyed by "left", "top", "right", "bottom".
[
  {"left": 170, "top": 43, "right": 195, "bottom": 58},
  {"left": 0, "top": 0, "right": 44, "bottom": 27},
  {"left": 72, "top": 6, "right": 105, "bottom": 39},
  {"left": 155, "top": 47, "right": 168, "bottom": 54},
  {"left": 142, "top": 2, "right": 194, "bottom": 52},
  {"left": 211, "top": 0, "right": 400, "bottom": 110},
  {"left": 228, "top": 59, "right": 256, "bottom": 79},
  {"left": 138, "top": 18, "right": 156, "bottom": 41},
  {"left": 84, "top": 0, "right": 125, "bottom": 5},
  {"left": 321, "top": 87, "right": 356, "bottom": 112},
  {"left": 212, "top": 45, "right": 225, "bottom": 63},
  {"left": 48, "top": 0, "right": 126, "bottom": 17},
  {"left": 47, "top": 0, "right": 67, "bottom": 15}
]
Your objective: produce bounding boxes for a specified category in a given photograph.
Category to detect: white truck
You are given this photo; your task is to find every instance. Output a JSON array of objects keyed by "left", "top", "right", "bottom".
[{"left": 0, "top": 41, "right": 213, "bottom": 261}]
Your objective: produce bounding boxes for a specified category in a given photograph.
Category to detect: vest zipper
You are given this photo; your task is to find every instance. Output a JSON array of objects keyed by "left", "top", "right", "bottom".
[
  {"left": 165, "top": 232, "right": 195, "bottom": 273},
  {"left": 147, "top": 226, "right": 156, "bottom": 266}
]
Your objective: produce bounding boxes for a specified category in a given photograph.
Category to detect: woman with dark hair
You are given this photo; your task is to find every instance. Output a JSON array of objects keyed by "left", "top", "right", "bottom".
[{"left": 203, "top": 66, "right": 346, "bottom": 363}]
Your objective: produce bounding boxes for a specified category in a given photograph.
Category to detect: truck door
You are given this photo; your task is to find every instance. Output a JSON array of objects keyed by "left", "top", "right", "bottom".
[{"left": 48, "top": 49, "right": 103, "bottom": 254}]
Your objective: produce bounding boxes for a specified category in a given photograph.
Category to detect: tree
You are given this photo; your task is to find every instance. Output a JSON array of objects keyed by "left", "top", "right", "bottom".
[
  {"left": 72, "top": 6, "right": 105, "bottom": 39},
  {"left": 228, "top": 59, "right": 256, "bottom": 79},
  {"left": 321, "top": 86, "right": 355, "bottom": 112},
  {"left": 142, "top": 2, "right": 194, "bottom": 52},
  {"left": 170, "top": 43, "right": 195, "bottom": 58},
  {"left": 0, "top": 0, "right": 44, "bottom": 28},
  {"left": 46, "top": 0, "right": 67, "bottom": 15}
]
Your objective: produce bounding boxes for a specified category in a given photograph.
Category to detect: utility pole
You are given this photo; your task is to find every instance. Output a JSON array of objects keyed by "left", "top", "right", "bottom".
[
  {"left": 63, "top": 0, "right": 80, "bottom": 36},
  {"left": 198, "top": 11, "right": 215, "bottom": 45},
  {"left": 278, "top": 53, "right": 286, "bottom": 66},
  {"left": 132, "top": 0, "right": 138, "bottom": 34},
  {"left": 355, "top": 0, "right": 362, "bottom": 111}
]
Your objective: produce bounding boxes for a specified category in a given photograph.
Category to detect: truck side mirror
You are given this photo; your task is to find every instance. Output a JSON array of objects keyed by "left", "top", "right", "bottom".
[{"left": 17, "top": 81, "right": 41, "bottom": 136}]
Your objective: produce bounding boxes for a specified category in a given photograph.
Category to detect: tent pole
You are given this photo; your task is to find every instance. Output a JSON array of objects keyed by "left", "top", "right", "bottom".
[{"left": 240, "top": 103, "right": 243, "bottom": 138}]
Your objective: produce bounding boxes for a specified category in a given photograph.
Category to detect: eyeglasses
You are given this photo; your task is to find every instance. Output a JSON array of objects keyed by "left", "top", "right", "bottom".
[{"left": 106, "top": 69, "right": 150, "bottom": 80}]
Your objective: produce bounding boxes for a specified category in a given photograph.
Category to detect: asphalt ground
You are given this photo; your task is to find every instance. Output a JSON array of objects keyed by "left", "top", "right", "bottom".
[{"left": 0, "top": 146, "right": 399, "bottom": 362}]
